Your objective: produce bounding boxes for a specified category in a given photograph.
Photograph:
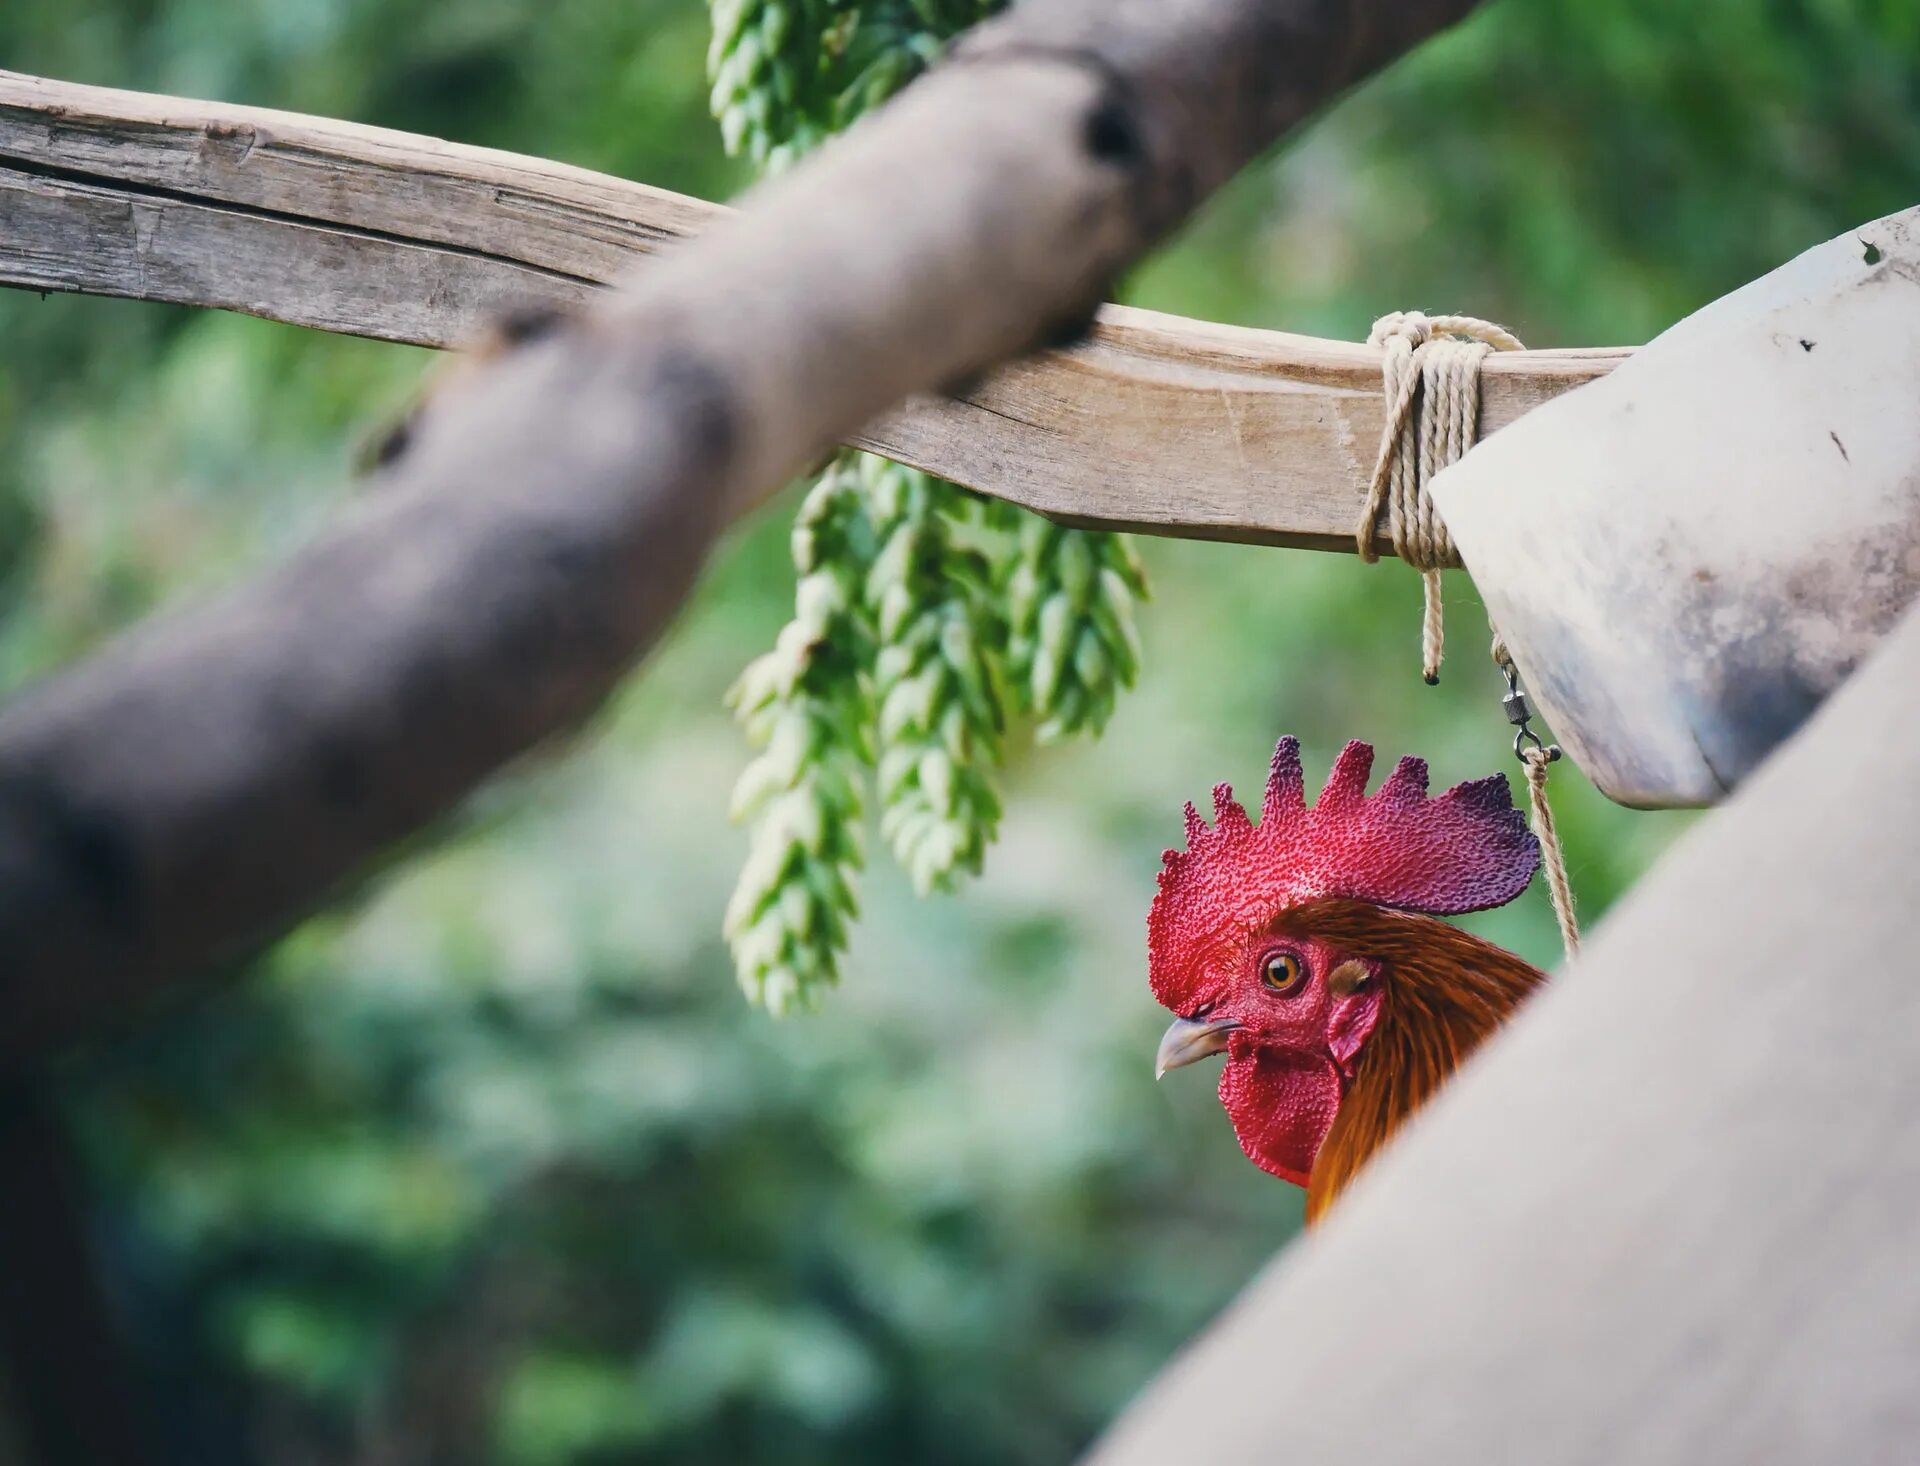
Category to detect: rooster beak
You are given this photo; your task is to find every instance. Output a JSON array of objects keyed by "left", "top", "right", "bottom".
[{"left": 1155, "top": 1015, "right": 1239, "bottom": 1079}]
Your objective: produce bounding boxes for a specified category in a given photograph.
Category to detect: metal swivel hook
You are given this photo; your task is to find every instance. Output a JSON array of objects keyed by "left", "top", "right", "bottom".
[{"left": 1499, "top": 660, "right": 1561, "bottom": 764}]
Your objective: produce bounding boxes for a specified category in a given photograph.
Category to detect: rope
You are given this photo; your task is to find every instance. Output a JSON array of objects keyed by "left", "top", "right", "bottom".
[
  {"left": 1356, "top": 311, "right": 1523, "bottom": 683},
  {"left": 1521, "top": 746, "right": 1581, "bottom": 960},
  {"left": 1356, "top": 310, "right": 1578, "bottom": 959},
  {"left": 1491, "top": 638, "right": 1581, "bottom": 961}
]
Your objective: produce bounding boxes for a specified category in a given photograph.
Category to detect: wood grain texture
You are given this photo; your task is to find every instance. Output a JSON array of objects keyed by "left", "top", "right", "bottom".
[
  {"left": 0, "top": 1, "right": 1490, "bottom": 1063},
  {"left": 1083, "top": 594, "right": 1920, "bottom": 1466},
  {"left": 0, "top": 68, "right": 1625, "bottom": 551}
]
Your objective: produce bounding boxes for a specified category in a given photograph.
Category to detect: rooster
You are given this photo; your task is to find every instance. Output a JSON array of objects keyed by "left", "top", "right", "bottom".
[{"left": 1150, "top": 737, "right": 1545, "bottom": 1224}]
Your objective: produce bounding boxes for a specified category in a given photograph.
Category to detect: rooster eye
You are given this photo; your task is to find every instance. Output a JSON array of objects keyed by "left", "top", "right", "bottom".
[{"left": 1262, "top": 952, "right": 1307, "bottom": 993}]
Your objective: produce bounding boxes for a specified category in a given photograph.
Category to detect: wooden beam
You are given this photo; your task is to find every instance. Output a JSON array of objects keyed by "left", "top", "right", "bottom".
[
  {"left": 1082, "top": 596, "right": 1920, "bottom": 1466},
  {"left": 0, "top": 68, "right": 1623, "bottom": 552},
  {"left": 0, "top": 0, "right": 1491, "bottom": 1064}
]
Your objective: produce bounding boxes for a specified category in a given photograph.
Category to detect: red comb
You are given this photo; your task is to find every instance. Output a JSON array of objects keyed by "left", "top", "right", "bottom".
[{"left": 1149, "top": 738, "right": 1539, "bottom": 1006}]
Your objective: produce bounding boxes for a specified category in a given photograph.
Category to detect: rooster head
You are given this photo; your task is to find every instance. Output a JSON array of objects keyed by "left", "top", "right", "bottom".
[{"left": 1150, "top": 737, "right": 1543, "bottom": 1215}]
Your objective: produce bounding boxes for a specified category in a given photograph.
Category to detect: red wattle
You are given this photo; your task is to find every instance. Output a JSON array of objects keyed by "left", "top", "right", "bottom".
[{"left": 1217, "top": 1047, "right": 1344, "bottom": 1188}]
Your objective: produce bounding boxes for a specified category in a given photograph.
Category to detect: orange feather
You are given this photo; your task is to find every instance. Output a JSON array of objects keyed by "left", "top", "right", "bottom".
[{"left": 1268, "top": 900, "right": 1547, "bottom": 1225}]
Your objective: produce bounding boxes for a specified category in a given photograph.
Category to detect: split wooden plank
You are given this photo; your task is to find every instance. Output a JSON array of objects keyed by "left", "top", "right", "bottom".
[
  {"left": 866, "top": 313, "right": 1622, "bottom": 549},
  {"left": 0, "top": 69, "right": 1626, "bottom": 552},
  {"left": 0, "top": 166, "right": 600, "bottom": 347}
]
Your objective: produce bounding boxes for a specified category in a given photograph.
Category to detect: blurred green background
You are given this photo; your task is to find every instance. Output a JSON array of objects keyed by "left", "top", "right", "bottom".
[{"left": 2, "top": 1, "right": 1916, "bottom": 1461}]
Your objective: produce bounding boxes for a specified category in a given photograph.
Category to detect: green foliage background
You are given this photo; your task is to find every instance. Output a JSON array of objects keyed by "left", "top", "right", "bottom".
[{"left": 1, "top": 1, "right": 1915, "bottom": 1461}]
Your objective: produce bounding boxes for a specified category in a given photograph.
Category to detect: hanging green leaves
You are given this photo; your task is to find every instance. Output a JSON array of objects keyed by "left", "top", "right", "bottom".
[
  {"left": 709, "top": 0, "right": 999, "bottom": 172},
  {"left": 723, "top": 461, "right": 876, "bottom": 1015},
  {"left": 713, "top": 0, "right": 1149, "bottom": 1011},
  {"left": 1004, "top": 515, "right": 1149, "bottom": 743},
  {"left": 864, "top": 457, "right": 1005, "bottom": 896}
]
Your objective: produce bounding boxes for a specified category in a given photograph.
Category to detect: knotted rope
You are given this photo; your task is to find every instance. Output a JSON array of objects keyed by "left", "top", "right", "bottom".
[
  {"left": 1354, "top": 310, "right": 1581, "bottom": 960},
  {"left": 1356, "top": 311, "right": 1524, "bottom": 683}
]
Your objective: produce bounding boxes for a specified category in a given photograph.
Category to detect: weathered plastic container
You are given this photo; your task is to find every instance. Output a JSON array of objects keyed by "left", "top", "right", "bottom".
[{"left": 1432, "top": 207, "right": 1920, "bottom": 807}]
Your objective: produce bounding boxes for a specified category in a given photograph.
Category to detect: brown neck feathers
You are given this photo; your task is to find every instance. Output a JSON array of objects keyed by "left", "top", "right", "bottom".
[{"left": 1283, "top": 901, "right": 1546, "bottom": 1226}]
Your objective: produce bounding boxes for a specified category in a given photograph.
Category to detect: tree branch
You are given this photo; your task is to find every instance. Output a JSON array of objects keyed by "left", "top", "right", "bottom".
[{"left": 0, "top": 0, "right": 1485, "bottom": 1065}]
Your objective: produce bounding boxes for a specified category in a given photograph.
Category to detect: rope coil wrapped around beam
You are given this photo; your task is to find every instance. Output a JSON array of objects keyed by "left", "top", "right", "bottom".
[{"left": 1356, "top": 310, "right": 1524, "bottom": 683}]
